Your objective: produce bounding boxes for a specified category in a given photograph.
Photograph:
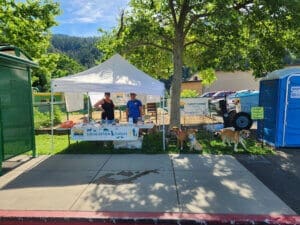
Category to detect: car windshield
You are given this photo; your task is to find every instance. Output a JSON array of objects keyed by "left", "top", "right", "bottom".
[
  {"left": 227, "top": 93, "right": 236, "bottom": 99},
  {"left": 201, "top": 92, "right": 215, "bottom": 97},
  {"left": 212, "top": 92, "right": 221, "bottom": 97},
  {"left": 212, "top": 91, "right": 234, "bottom": 98},
  {"left": 227, "top": 90, "right": 250, "bottom": 99}
]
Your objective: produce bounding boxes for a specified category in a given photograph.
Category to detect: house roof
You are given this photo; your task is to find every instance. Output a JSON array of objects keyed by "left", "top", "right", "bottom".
[{"left": 204, "top": 71, "right": 260, "bottom": 92}]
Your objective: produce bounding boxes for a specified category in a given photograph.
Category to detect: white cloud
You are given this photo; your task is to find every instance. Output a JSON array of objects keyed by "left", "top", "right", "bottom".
[{"left": 59, "top": 0, "right": 129, "bottom": 24}]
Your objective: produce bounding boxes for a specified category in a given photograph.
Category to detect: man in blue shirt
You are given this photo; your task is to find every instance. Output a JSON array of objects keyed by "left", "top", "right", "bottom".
[{"left": 126, "top": 93, "right": 143, "bottom": 123}]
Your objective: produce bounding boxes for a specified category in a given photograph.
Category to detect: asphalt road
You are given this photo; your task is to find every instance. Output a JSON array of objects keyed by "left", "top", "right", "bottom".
[{"left": 235, "top": 149, "right": 300, "bottom": 214}]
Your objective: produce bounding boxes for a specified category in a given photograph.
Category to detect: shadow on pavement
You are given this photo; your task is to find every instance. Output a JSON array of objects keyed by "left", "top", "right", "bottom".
[{"left": 0, "top": 154, "right": 295, "bottom": 214}]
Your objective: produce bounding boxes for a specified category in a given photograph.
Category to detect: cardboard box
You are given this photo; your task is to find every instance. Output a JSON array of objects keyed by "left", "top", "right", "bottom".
[{"left": 113, "top": 137, "right": 143, "bottom": 149}]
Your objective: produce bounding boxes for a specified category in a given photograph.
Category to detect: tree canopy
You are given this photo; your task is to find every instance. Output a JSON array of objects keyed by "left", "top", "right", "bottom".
[
  {"left": 32, "top": 53, "right": 85, "bottom": 91},
  {"left": 97, "top": 0, "right": 300, "bottom": 127},
  {"left": 0, "top": 0, "right": 60, "bottom": 58},
  {"left": 0, "top": 1, "right": 88, "bottom": 91}
]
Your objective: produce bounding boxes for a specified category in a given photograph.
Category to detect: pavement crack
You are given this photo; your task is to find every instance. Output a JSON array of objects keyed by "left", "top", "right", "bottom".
[
  {"left": 171, "top": 158, "right": 182, "bottom": 212},
  {"left": 68, "top": 154, "right": 112, "bottom": 210}
]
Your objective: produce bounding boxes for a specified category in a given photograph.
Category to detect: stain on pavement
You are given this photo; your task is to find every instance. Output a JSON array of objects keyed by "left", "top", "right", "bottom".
[{"left": 94, "top": 169, "right": 159, "bottom": 185}]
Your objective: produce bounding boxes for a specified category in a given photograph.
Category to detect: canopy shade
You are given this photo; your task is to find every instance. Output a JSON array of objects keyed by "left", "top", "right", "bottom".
[{"left": 51, "top": 54, "right": 165, "bottom": 96}]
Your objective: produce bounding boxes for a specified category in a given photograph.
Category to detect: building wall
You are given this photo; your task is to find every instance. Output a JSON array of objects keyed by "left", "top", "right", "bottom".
[
  {"left": 181, "top": 81, "right": 202, "bottom": 95},
  {"left": 204, "top": 71, "right": 260, "bottom": 92}
]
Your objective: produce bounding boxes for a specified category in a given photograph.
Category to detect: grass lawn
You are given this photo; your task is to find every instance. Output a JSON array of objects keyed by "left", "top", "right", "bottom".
[
  {"left": 35, "top": 134, "right": 132, "bottom": 155},
  {"left": 34, "top": 129, "right": 275, "bottom": 155},
  {"left": 196, "top": 129, "right": 275, "bottom": 155}
]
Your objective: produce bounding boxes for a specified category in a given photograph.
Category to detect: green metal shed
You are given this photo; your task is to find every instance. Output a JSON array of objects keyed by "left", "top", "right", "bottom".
[{"left": 0, "top": 45, "right": 38, "bottom": 174}]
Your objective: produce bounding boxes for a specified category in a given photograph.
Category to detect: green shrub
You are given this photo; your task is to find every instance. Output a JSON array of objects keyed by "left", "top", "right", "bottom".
[
  {"left": 53, "top": 105, "right": 62, "bottom": 124},
  {"left": 142, "top": 132, "right": 164, "bottom": 153},
  {"left": 33, "top": 108, "right": 51, "bottom": 128},
  {"left": 33, "top": 106, "right": 63, "bottom": 128}
]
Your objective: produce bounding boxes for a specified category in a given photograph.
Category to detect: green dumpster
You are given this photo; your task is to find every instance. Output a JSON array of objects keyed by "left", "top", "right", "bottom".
[{"left": 0, "top": 45, "right": 38, "bottom": 175}]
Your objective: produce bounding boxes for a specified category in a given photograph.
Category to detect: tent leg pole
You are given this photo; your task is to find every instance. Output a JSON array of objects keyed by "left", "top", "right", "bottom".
[
  {"left": 162, "top": 95, "right": 166, "bottom": 151},
  {"left": 87, "top": 93, "right": 90, "bottom": 122},
  {"left": 50, "top": 84, "right": 54, "bottom": 153}
]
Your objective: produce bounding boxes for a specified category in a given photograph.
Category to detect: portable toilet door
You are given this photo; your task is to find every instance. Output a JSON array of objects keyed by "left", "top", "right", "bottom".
[
  {"left": 258, "top": 79, "right": 280, "bottom": 146},
  {"left": 283, "top": 72, "right": 300, "bottom": 147}
]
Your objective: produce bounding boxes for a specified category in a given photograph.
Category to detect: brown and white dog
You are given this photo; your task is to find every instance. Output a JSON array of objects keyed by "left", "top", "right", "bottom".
[
  {"left": 172, "top": 127, "right": 200, "bottom": 150},
  {"left": 187, "top": 130, "right": 202, "bottom": 151},
  {"left": 216, "top": 128, "right": 250, "bottom": 152},
  {"left": 171, "top": 127, "right": 187, "bottom": 150}
]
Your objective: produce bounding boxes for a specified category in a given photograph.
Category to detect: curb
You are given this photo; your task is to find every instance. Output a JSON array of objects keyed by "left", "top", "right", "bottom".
[{"left": 0, "top": 210, "right": 299, "bottom": 225}]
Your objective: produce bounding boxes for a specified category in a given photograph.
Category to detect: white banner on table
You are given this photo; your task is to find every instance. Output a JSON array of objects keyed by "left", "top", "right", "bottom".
[
  {"left": 167, "top": 98, "right": 209, "bottom": 116},
  {"left": 71, "top": 125, "right": 139, "bottom": 141}
]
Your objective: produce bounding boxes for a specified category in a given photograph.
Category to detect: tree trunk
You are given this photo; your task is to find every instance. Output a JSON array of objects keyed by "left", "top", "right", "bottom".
[{"left": 170, "top": 33, "right": 184, "bottom": 129}]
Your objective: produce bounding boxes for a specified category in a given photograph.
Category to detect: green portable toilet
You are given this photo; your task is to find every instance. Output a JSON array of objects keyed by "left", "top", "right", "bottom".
[{"left": 0, "top": 45, "right": 38, "bottom": 174}]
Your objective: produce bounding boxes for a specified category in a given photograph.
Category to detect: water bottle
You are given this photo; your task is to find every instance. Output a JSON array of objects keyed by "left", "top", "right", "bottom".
[{"left": 129, "top": 117, "right": 133, "bottom": 124}]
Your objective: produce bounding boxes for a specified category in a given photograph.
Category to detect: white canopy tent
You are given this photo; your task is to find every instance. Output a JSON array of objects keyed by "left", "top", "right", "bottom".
[
  {"left": 50, "top": 54, "right": 166, "bottom": 150},
  {"left": 51, "top": 54, "right": 164, "bottom": 95}
]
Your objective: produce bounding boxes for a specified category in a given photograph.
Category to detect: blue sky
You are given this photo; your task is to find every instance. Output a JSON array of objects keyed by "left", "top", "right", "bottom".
[{"left": 51, "top": 0, "right": 130, "bottom": 37}]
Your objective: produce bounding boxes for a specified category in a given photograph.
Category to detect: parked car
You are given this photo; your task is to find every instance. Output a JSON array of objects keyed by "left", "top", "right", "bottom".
[
  {"left": 200, "top": 91, "right": 216, "bottom": 98},
  {"left": 209, "top": 91, "right": 235, "bottom": 112},
  {"left": 209, "top": 90, "right": 259, "bottom": 130},
  {"left": 227, "top": 90, "right": 253, "bottom": 111},
  {"left": 211, "top": 90, "right": 236, "bottom": 100},
  {"left": 227, "top": 90, "right": 259, "bottom": 130}
]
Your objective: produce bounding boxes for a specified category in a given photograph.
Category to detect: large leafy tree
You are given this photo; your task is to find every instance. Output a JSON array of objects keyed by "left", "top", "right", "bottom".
[
  {"left": 0, "top": 0, "right": 60, "bottom": 58},
  {"left": 0, "top": 0, "right": 61, "bottom": 91},
  {"left": 32, "top": 53, "right": 85, "bottom": 91},
  {"left": 99, "top": 30, "right": 173, "bottom": 79},
  {"left": 99, "top": 0, "right": 299, "bottom": 128}
]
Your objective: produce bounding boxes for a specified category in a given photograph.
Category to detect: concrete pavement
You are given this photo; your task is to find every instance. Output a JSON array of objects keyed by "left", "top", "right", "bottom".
[{"left": 0, "top": 154, "right": 295, "bottom": 214}]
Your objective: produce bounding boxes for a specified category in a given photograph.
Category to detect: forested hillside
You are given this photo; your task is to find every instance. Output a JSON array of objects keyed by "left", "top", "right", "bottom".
[{"left": 50, "top": 34, "right": 102, "bottom": 68}]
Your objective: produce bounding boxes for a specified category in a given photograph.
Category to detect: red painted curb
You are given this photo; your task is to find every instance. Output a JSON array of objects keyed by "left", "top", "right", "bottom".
[{"left": 0, "top": 210, "right": 299, "bottom": 225}]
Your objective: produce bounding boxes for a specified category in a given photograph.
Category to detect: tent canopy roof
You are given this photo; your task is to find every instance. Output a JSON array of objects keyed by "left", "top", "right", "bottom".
[{"left": 52, "top": 54, "right": 165, "bottom": 96}]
